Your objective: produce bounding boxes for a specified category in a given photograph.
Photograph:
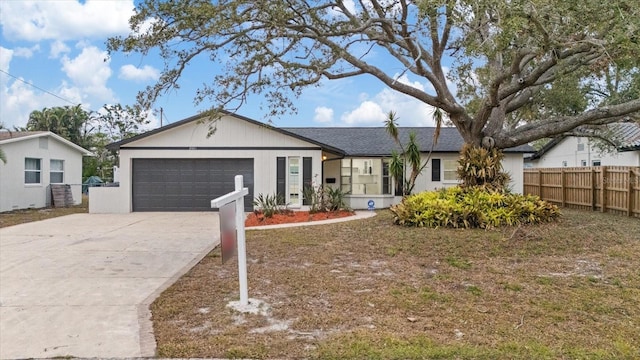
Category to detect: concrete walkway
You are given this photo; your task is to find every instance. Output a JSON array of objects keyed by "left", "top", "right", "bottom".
[{"left": 0, "top": 213, "right": 219, "bottom": 359}]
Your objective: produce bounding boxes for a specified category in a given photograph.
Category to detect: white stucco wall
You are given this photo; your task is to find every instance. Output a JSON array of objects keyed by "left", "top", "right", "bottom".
[
  {"left": 532, "top": 137, "right": 640, "bottom": 168},
  {"left": 321, "top": 152, "right": 526, "bottom": 209},
  {"left": 0, "top": 135, "right": 85, "bottom": 212},
  {"left": 90, "top": 115, "right": 324, "bottom": 213}
]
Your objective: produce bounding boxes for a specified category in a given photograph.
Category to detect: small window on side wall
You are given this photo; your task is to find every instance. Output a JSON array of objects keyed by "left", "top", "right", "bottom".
[
  {"left": 592, "top": 160, "right": 601, "bottom": 166},
  {"left": 50, "top": 159, "right": 64, "bottom": 183},
  {"left": 25, "top": 158, "right": 41, "bottom": 184},
  {"left": 443, "top": 160, "right": 458, "bottom": 181}
]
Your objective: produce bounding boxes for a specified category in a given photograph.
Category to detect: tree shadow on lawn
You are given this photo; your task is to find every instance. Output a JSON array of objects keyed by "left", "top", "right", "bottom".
[{"left": 151, "top": 209, "right": 640, "bottom": 359}]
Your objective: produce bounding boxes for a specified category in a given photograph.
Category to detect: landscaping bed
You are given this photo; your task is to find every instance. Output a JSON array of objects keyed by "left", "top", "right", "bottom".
[
  {"left": 151, "top": 209, "right": 640, "bottom": 359},
  {"left": 245, "top": 210, "right": 354, "bottom": 227}
]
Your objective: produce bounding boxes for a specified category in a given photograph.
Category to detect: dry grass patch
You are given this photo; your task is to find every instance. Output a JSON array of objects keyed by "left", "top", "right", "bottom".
[
  {"left": 151, "top": 209, "right": 640, "bottom": 359},
  {"left": 0, "top": 195, "right": 88, "bottom": 228}
]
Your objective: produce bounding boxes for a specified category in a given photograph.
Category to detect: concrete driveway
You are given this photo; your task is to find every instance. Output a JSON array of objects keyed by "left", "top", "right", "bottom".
[{"left": 0, "top": 212, "right": 219, "bottom": 359}]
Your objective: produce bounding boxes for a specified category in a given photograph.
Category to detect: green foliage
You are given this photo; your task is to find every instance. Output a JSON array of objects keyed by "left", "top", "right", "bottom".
[
  {"left": 457, "top": 144, "right": 511, "bottom": 192},
  {"left": 252, "top": 193, "right": 286, "bottom": 218},
  {"left": 25, "top": 104, "right": 149, "bottom": 182},
  {"left": 27, "top": 105, "right": 92, "bottom": 148},
  {"left": 389, "top": 187, "right": 561, "bottom": 229},
  {"left": 109, "top": 0, "right": 640, "bottom": 150},
  {"left": 0, "top": 147, "right": 6, "bottom": 164},
  {"left": 303, "top": 185, "right": 349, "bottom": 213},
  {"left": 384, "top": 111, "right": 434, "bottom": 195}
]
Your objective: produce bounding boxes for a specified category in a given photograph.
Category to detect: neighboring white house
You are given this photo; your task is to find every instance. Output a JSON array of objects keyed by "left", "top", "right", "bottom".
[
  {"left": 527, "top": 122, "right": 640, "bottom": 168},
  {"left": 90, "top": 112, "right": 533, "bottom": 213},
  {"left": 0, "top": 131, "right": 92, "bottom": 213}
]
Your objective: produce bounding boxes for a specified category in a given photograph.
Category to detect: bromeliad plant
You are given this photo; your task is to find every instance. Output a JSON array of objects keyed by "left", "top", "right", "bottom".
[{"left": 253, "top": 193, "right": 286, "bottom": 218}]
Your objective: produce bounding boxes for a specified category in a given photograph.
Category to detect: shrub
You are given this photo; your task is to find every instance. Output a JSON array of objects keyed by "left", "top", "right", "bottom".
[
  {"left": 389, "top": 187, "right": 560, "bottom": 228},
  {"left": 457, "top": 144, "right": 511, "bottom": 192},
  {"left": 303, "top": 185, "right": 350, "bottom": 213},
  {"left": 253, "top": 193, "right": 286, "bottom": 218}
]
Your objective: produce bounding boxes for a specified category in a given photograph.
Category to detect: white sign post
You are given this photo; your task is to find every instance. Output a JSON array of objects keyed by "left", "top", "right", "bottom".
[{"left": 211, "top": 175, "right": 249, "bottom": 306}]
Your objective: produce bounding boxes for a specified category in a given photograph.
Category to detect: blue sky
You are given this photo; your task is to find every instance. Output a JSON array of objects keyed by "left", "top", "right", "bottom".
[{"left": 0, "top": 0, "right": 443, "bottom": 131}]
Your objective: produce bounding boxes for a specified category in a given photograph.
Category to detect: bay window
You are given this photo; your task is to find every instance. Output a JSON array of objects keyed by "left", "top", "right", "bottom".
[{"left": 340, "top": 158, "right": 392, "bottom": 195}]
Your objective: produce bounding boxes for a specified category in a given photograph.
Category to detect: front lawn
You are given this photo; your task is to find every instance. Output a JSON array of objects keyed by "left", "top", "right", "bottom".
[{"left": 151, "top": 209, "right": 640, "bottom": 359}]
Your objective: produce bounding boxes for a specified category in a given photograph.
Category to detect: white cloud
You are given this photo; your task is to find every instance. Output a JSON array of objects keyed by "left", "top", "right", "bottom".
[
  {"left": 0, "top": 46, "right": 13, "bottom": 73},
  {"left": 0, "top": 0, "right": 135, "bottom": 42},
  {"left": 341, "top": 101, "right": 386, "bottom": 126},
  {"left": 394, "top": 73, "right": 426, "bottom": 92},
  {"left": 13, "top": 45, "right": 40, "bottom": 59},
  {"left": 313, "top": 106, "right": 334, "bottom": 124},
  {"left": 60, "top": 46, "right": 115, "bottom": 100},
  {"left": 119, "top": 64, "right": 160, "bottom": 82},
  {"left": 49, "top": 40, "right": 70, "bottom": 59},
  {"left": 0, "top": 76, "right": 86, "bottom": 129},
  {"left": 338, "top": 74, "right": 442, "bottom": 127}
]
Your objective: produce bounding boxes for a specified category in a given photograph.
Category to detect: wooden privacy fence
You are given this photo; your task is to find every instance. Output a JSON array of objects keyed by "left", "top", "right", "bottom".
[{"left": 524, "top": 166, "right": 640, "bottom": 218}]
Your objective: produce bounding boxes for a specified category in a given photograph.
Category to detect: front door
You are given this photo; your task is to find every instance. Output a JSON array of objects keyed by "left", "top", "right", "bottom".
[{"left": 288, "top": 157, "right": 301, "bottom": 206}]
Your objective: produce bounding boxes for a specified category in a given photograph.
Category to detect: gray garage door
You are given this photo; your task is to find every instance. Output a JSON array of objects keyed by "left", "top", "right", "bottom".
[{"left": 132, "top": 158, "right": 254, "bottom": 211}]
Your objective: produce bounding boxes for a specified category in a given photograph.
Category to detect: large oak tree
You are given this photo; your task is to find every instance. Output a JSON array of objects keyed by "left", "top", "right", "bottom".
[{"left": 108, "top": 0, "right": 640, "bottom": 154}]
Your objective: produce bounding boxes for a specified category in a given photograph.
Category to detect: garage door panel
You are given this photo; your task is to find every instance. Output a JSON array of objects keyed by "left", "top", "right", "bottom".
[{"left": 132, "top": 158, "right": 254, "bottom": 212}]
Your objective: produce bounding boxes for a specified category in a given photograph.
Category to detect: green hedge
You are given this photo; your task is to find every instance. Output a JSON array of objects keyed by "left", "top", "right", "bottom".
[{"left": 390, "top": 187, "right": 561, "bottom": 228}]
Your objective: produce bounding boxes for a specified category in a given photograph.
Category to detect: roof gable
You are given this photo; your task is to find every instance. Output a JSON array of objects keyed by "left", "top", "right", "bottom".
[
  {"left": 107, "top": 112, "right": 344, "bottom": 154},
  {"left": 0, "top": 131, "right": 92, "bottom": 155}
]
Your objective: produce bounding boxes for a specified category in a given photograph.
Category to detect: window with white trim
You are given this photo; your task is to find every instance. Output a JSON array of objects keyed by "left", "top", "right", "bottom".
[
  {"left": 341, "top": 158, "right": 391, "bottom": 195},
  {"left": 25, "top": 158, "right": 41, "bottom": 184},
  {"left": 443, "top": 159, "right": 458, "bottom": 181},
  {"left": 50, "top": 159, "right": 64, "bottom": 183}
]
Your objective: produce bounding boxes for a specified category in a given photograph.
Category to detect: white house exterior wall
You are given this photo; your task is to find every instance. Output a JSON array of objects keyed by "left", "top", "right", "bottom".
[
  {"left": 322, "top": 152, "right": 525, "bottom": 209},
  {"left": 90, "top": 115, "right": 324, "bottom": 213},
  {"left": 0, "top": 136, "right": 84, "bottom": 212},
  {"left": 532, "top": 137, "right": 640, "bottom": 168},
  {"left": 412, "top": 153, "right": 524, "bottom": 194}
]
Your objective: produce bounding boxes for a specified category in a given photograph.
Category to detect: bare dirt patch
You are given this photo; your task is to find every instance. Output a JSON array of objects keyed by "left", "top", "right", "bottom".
[
  {"left": 245, "top": 210, "right": 354, "bottom": 227},
  {"left": 151, "top": 209, "right": 640, "bottom": 359}
]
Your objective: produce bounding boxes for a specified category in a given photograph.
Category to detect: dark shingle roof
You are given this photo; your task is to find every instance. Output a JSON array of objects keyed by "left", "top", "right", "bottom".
[{"left": 283, "top": 127, "right": 534, "bottom": 156}]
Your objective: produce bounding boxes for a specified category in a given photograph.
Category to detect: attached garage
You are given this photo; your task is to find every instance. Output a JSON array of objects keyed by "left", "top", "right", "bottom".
[{"left": 132, "top": 158, "right": 254, "bottom": 211}]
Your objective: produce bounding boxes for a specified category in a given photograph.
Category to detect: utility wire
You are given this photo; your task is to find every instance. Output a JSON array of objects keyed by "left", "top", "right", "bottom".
[{"left": 0, "top": 68, "right": 84, "bottom": 108}]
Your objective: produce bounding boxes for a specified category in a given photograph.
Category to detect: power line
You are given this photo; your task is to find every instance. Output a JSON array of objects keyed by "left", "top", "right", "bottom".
[{"left": 0, "top": 68, "right": 83, "bottom": 107}]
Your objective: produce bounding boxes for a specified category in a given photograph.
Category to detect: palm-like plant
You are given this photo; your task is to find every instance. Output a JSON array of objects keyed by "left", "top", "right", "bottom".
[{"left": 384, "top": 109, "right": 443, "bottom": 195}]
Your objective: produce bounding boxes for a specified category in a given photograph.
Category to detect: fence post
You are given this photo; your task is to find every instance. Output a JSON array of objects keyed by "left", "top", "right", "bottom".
[
  {"left": 600, "top": 166, "right": 607, "bottom": 213},
  {"left": 538, "top": 169, "right": 542, "bottom": 197},
  {"left": 629, "top": 169, "right": 635, "bottom": 217},
  {"left": 591, "top": 169, "right": 596, "bottom": 211},
  {"left": 561, "top": 168, "right": 566, "bottom": 207}
]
